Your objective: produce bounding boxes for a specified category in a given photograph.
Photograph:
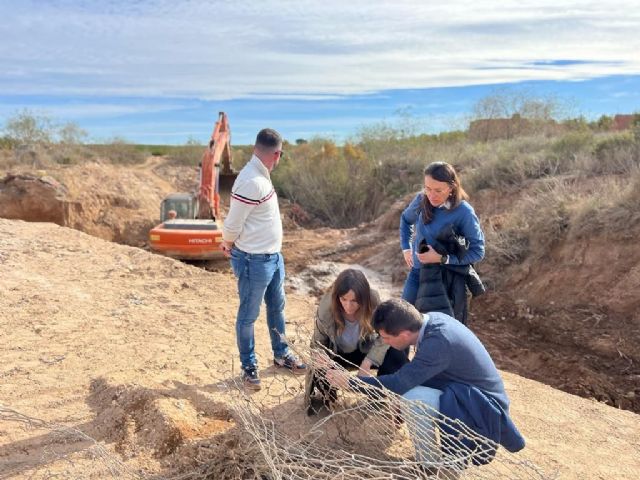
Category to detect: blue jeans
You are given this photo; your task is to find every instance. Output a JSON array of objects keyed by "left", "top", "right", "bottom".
[
  {"left": 230, "top": 248, "right": 289, "bottom": 369},
  {"left": 402, "top": 267, "right": 420, "bottom": 305},
  {"left": 403, "top": 386, "right": 443, "bottom": 464}
]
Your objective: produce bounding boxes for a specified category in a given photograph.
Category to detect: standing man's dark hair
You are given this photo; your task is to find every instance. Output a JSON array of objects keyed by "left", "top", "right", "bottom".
[
  {"left": 255, "top": 128, "right": 282, "bottom": 150},
  {"left": 221, "top": 126, "right": 305, "bottom": 390},
  {"left": 252, "top": 128, "right": 284, "bottom": 173}
]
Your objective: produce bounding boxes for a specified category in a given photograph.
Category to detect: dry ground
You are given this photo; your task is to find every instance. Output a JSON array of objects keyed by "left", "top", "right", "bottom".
[
  {"left": 1, "top": 156, "right": 640, "bottom": 478},
  {"left": 1, "top": 219, "right": 639, "bottom": 479}
]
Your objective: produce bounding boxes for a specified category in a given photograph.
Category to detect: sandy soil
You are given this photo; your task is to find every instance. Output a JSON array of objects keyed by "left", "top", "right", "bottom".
[
  {"left": 1, "top": 157, "right": 640, "bottom": 478},
  {"left": 1, "top": 219, "right": 639, "bottom": 479}
]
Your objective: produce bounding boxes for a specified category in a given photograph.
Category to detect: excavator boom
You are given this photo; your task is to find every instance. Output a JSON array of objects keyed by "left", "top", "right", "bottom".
[{"left": 198, "top": 112, "right": 233, "bottom": 220}]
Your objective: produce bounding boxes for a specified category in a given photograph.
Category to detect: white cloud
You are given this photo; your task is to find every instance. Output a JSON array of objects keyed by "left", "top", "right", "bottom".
[
  {"left": 0, "top": 100, "right": 192, "bottom": 120},
  {"left": 1, "top": 0, "right": 639, "bottom": 99}
]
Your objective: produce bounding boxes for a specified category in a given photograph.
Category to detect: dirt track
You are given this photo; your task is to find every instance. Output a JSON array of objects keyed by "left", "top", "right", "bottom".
[{"left": 1, "top": 219, "right": 639, "bottom": 479}]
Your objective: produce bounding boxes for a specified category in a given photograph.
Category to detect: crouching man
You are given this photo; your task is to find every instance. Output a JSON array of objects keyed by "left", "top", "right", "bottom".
[{"left": 325, "top": 298, "right": 525, "bottom": 467}]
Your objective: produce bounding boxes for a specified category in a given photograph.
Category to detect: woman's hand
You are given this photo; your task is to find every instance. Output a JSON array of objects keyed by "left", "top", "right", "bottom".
[
  {"left": 312, "top": 350, "right": 335, "bottom": 370},
  {"left": 416, "top": 245, "right": 443, "bottom": 264},
  {"left": 326, "top": 368, "right": 352, "bottom": 390},
  {"left": 402, "top": 249, "right": 414, "bottom": 268}
]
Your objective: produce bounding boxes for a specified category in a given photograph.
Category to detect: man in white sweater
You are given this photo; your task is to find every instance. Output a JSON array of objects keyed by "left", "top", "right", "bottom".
[{"left": 221, "top": 128, "right": 306, "bottom": 390}]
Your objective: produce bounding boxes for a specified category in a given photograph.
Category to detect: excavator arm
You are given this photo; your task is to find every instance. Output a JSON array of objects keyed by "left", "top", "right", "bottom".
[{"left": 197, "top": 112, "right": 234, "bottom": 220}]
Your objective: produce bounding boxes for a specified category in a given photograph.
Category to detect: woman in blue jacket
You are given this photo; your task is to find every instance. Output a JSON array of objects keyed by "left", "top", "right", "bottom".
[{"left": 400, "top": 162, "right": 485, "bottom": 307}]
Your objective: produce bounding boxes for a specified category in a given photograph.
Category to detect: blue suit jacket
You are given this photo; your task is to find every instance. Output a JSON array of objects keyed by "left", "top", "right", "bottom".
[{"left": 427, "top": 380, "right": 526, "bottom": 465}]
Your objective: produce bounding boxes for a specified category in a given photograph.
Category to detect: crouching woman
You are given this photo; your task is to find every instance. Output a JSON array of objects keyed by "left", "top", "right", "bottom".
[{"left": 304, "top": 268, "right": 408, "bottom": 415}]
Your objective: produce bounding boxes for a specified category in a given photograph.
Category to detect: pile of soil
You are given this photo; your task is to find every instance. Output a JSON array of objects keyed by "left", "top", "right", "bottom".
[{"left": 0, "top": 158, "right": 196, "bottom": 247}]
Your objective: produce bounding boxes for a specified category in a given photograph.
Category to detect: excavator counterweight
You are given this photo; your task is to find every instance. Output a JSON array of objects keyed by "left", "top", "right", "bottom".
[{"left": 148, "top": 112, "right": 237, "bottom": 260}]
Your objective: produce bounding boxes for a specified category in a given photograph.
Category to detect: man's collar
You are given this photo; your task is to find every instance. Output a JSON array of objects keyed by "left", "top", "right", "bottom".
[
  {"left": 415, "top": 313, "right": 430, "bottom": 348},
  {"left": 250, "top": 154, "right": 270, "bottom": 177}
]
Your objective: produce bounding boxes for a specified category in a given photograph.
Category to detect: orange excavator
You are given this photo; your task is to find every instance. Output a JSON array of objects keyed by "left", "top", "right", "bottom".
[{"left": 148, "top": 112, "right": 237, "bottom": 259}]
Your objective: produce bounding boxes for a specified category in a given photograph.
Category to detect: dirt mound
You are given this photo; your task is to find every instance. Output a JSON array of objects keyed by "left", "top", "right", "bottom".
[
  {"left": 87, "top": 378, "right": 233, "bottom": 458},
  {"left": 0, "top": 159, "right": 194, "bottom": 246},
  {"left": 0, "top": 173, "right": 74, "bottom": 224}
]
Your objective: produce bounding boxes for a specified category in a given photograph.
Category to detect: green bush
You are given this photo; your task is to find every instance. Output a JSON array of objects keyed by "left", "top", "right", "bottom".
[{"left": 0, "top": 135, "right": 17, "bottom": 150}]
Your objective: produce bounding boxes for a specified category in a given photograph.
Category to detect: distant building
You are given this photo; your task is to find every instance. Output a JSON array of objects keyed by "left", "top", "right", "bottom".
[{"left": 612, "top": 114, "right": 636, "bottom": 131}]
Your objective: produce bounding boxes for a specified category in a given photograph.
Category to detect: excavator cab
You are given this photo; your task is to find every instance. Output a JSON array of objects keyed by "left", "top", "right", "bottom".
[{"left": 160, "top": 193, "right": 196, "bottom": 221}]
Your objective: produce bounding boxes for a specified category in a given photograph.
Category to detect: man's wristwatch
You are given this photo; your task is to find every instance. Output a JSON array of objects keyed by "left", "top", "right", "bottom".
[{"left": 440, "top": 254, "right": 449, "bottom": 265}]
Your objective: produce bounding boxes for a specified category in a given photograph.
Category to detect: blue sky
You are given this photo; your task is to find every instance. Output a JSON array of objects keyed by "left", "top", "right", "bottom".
[{"left": 1, "top": 0, "right": 640, "bottom": 145}]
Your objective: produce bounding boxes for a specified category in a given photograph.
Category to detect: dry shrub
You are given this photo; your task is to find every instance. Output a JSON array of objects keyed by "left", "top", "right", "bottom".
[
  {"left": 483, "top": 220, "right": 529, "bottom": 267},
  {"left": 359, "top": 132, "right": 470, "bottom": 195},
  {"left": 272, "top": 129, "right": 474, "bottom": 227},
  {"left": 487, "top": 168, "right": 640, "bottom": 266},
  {"left": 167, "top": 144, "right": 203, "bottom": 166},
  {"left": 571, "top": 169, "right": 640, "bottom": 237},
  {"left": 0, "top": 143, "right": 96, "bottom": 169},
  {"left": 484, "top": 178, "right": 573, "bottom": 264},
  {"left": 549, "top": 131, "right": 593, "bottom": 160},
  {"left": 89, "top": 140, "right": 148, "bottom": 165},
  {"left": 465, "top": 133, "right": 594, "bottom": 192},
  {"left": 1, "top": 143, "right": 57, "bottom": 169},
  {"left": 466, "top": 136, "right": 549, "bottom": 190},
  {"left": 162, "top": 428, "right": 267, "bottom": 480},
  {"left": 519, "top": 179, "right": 572, "bottom": 256},
  {"left": 273, "top": 140, "right": 386, "bottom": 227},
  {"left": 465, "top": 129, "right": 640, "bottom": 194},
  {"left": 273, "top": 127, "right": 637, "bottom": 232},
  {"left": 585, "top": 131, "right": 640, "bottom": 175},
  {"left": 49, "top": 143, "right": 95, "bottom": 165}
]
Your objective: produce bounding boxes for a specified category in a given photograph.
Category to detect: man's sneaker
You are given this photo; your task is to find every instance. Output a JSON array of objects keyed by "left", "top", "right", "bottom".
[
  {"left": 273, "top": 352, "right": 307, "bottom": 375},
  {"left": 242, "top": 366, "right": 261, "bottom": 390}
]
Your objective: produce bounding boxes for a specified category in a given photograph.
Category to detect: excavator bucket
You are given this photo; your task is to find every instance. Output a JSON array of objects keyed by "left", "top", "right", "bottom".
[{"left": 218, "top": 172, "right": 237, "bottom": 198}]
